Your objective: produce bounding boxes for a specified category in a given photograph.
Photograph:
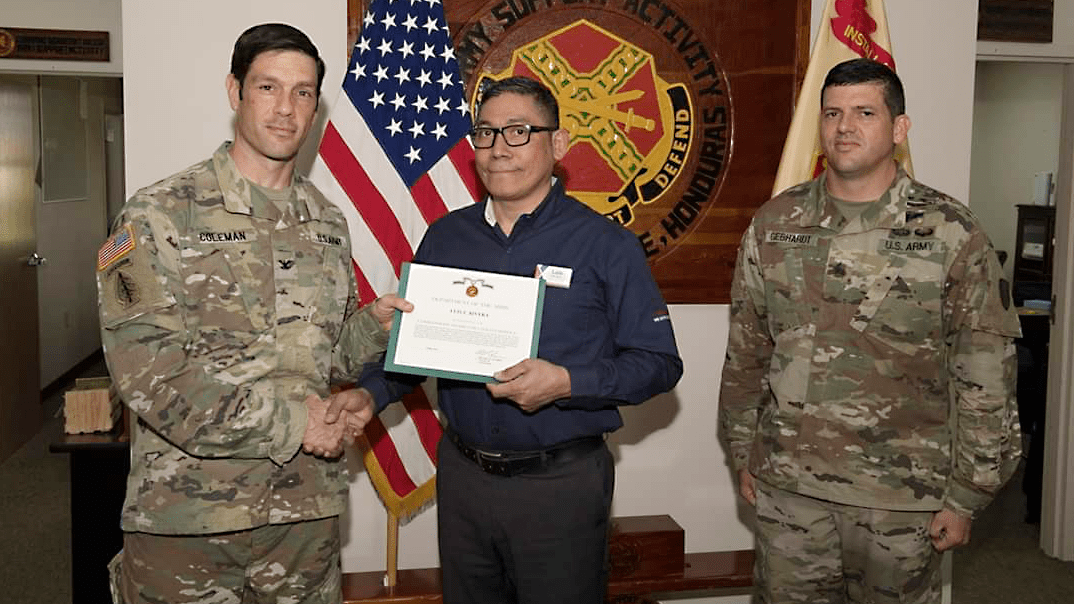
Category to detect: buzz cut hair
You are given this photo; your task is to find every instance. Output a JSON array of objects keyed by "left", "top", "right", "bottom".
[{"left": 822, "top": 58, "right": 905, "bottom": 119}]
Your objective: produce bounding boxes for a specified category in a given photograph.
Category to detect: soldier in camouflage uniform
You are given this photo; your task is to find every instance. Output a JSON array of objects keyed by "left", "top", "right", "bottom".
[
  {"left": 97, "top": 24, "right": 409, "bottom": 604},
  {"left": 718, "top": 59, "right": 1021, "bottom": 603}
]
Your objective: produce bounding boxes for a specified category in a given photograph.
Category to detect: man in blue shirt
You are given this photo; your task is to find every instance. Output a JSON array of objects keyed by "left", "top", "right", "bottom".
[{"left": 354, "top": 76, "right": 682, "bottom": 604}]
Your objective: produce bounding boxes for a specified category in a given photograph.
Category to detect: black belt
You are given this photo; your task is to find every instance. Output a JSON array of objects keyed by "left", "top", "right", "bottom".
[{"left": 446, "top": 430, "right": 604, "bottom": 477}]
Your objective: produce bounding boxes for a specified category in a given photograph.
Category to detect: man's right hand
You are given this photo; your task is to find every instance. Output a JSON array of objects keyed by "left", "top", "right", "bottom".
[
  {"left": 738, "top": 468, "right": 757, "bottom": 506},
  {"left": 325, "top": 387, "right": 376, "bottom": 444},
  {"left": 302, "top": 394, "right": 349, "bottom": 459}
]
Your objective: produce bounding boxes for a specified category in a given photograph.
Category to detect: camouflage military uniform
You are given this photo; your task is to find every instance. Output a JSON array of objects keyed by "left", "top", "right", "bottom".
[
  {"left": 718, "top": 170, "right": 1021, "bottom": 602},
  {"left": 97, "top": 143, "right": 387, "bottom": 601}
]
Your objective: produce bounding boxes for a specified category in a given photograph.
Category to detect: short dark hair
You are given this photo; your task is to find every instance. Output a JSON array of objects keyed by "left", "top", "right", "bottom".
[
  {"left": 476, "top": 76, "right": 560, "bottom": 128},
  {"left": 230, "top": 23, "right": 326, "bottom": 101},
  {"left": 822, "top": 58, "right": 905, "bottom": 118}
]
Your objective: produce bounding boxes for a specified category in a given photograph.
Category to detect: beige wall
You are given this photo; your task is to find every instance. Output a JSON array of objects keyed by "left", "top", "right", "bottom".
[{"left": 971, "top": 62, "right": 1065, "bottom": 284}]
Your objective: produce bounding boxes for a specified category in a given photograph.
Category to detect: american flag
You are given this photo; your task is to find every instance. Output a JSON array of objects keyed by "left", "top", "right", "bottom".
[
  {"left": 309, "top": 0, "right": 481, "bottom": 518},
  {"left": 97, "top": 223, "right": 136, "bottom": 271}
]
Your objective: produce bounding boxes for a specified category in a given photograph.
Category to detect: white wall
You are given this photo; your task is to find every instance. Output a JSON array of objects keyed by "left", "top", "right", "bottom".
[
  {"left": 1, "top": 0, "right": 122, "bottom": 76},
  {"left": 885, "top": 1, "right": 979, "bottom": 203},
  {"left": 121, "top": 1, "right": 347, "bottom": 196},
  {"left": 119, "top": 2, "right": 981, "bottom": 602},
  {"left": 970, "top": 62, "right": 1064, "bottom": 283}
]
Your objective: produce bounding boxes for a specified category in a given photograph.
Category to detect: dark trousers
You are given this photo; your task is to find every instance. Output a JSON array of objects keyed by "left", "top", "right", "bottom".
[{"left": 436, "top": 435, "right": 614, "bottom": 604}]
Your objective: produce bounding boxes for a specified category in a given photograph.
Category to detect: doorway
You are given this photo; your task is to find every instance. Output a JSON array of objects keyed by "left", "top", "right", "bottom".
[
  {"left": 970, "top": 59, "right": 1074, "bottom": 561},
  {"left": 35, "top": 76, "right": 120, "bottom": 389},
  {"left": 0, "top": 74, "right": 123, "bottom": 463}
]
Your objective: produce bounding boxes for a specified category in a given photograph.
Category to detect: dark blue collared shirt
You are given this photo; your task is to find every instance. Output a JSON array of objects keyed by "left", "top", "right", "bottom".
[{"left": 362, "top": 181, "right": 682, "bottom": 450}]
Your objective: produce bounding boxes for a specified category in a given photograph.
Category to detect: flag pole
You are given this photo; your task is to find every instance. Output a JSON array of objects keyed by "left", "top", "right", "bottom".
[{"left": 385, "top": 511, "right": 400, "bottom": 588}]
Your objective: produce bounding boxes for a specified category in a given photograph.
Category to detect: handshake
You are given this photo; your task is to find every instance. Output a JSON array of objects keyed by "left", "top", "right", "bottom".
[
  {"left": 301, "top": 388, "right": 376, "bottom": 459},
  {"left": 300, "top": 293, "right": 414, "bottom": 459}
]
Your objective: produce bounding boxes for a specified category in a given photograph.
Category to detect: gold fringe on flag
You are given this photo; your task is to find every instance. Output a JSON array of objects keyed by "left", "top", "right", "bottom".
[{"left": 357, "top": 436, "right": 438, "bottom": 522}]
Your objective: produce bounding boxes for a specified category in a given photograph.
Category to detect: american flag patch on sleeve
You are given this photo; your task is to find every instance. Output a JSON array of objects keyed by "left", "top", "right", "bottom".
[{"left": 97, "top": 223, "right": 136, "bottom": 271}]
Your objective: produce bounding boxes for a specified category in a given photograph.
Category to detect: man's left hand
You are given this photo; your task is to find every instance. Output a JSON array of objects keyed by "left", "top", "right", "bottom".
[
  {"left": 929, "top": 508, "right": 972, "bottom": 551},
  {"left": 370, "top": 293, "right": 413, "bottom": 332},
  {"left": 487, "top": 358, "right": 571, "bottom": 413}
]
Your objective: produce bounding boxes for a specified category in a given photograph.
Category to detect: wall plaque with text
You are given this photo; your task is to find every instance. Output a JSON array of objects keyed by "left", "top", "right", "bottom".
[{"left": 0, "top": 27, "right": 110, "bottom": 62}]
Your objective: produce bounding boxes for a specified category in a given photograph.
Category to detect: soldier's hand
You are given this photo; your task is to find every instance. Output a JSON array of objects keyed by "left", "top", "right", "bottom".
[
  {"left": 302, "top": 394, "right": 348, "bottom": 459},
  {"left": 487, "top": 358, "right": 571, "bottom": 413},
  {"left": 324, "top": 387, "right": 375, "bottom": 445},
  {"left": 370, "top": 293, "right": 413, "bottom": 332},
  {"left": 929, "top": 508, "right": 972, "bottom": 551},
  {"left": 738, "top": 469, "right": 757, "bottom": 506}
]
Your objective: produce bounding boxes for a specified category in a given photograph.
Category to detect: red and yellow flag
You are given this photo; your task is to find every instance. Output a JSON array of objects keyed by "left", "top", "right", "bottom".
[{"left": 771, "top": 0, "right": 912, "bottom": 195}]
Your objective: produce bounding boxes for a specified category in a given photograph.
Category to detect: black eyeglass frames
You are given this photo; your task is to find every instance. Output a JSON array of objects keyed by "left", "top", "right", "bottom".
[{"left": 469, "top": 124, "right": 557, "bottom": 148}]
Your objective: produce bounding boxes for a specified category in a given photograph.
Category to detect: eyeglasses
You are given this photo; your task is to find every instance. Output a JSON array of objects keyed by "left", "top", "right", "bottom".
[{"left": 469, "top": 124, "right": 556, "bottom": 149}]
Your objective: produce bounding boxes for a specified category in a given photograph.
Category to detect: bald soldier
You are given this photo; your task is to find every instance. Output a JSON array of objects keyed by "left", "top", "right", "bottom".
[
  {"left": 96, "top": 23, "right": 409, "bottom": 604},
  {"left": 718, "top": 58, "right": 1021, "bottom": 603}
]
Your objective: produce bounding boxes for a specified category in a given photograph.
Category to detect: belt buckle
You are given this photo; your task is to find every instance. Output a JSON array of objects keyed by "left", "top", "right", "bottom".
[{"left": 474, "top": 449, "right": 510, "bottom": 476}]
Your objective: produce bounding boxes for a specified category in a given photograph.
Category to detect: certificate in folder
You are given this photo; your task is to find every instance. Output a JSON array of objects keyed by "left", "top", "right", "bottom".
[{"left": 385, "top": 262, "right": 546, "bottom": 383}]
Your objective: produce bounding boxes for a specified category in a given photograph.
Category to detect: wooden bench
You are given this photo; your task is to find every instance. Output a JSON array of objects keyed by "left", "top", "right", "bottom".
[
  {"left": 342, "top": 515, "right": 754, "bottom": 604},
  {"left": 342, "top": 550, "right": 753, "bottom": 603}
]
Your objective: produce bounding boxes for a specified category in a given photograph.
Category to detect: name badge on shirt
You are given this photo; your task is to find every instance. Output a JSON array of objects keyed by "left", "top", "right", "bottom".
[
  {"left": 198, "top": 230, "right": 255, "bottom": 244},
  {"left": 880, "top": 238, "right": 940, "bottom": 253},
  {"left": 535, "top": 264, "right": 572, "bottom": 288},
  {"left": 312, "top": 232, "right": 344, "bottom": 247},
  {"left": 766, "top": 231, "right": 816, "bottom": 246}
]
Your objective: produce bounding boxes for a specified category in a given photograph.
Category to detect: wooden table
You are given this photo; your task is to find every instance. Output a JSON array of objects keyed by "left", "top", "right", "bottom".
[
  {"left": 342, "top": 549, "right": 754, "bottom": 604},
  {"left": 50, "top": 431, "right": 129, "bottom": 604},
  {"left": 1017, "top": 306, "right": 1051, "bottom": 523}
]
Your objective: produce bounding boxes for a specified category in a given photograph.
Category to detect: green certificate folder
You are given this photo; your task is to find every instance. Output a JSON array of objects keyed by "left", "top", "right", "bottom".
[{"left": 384, "top": 262, "right": 546, "bottom": 383}]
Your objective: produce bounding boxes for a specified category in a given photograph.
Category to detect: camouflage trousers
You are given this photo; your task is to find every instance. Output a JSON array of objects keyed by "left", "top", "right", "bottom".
[
  {"left": 108, "top": 516, "right": 342, "bottom": 604},
  {"left": 753, "top": 480, "right": 941, "bottom": 604}
]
